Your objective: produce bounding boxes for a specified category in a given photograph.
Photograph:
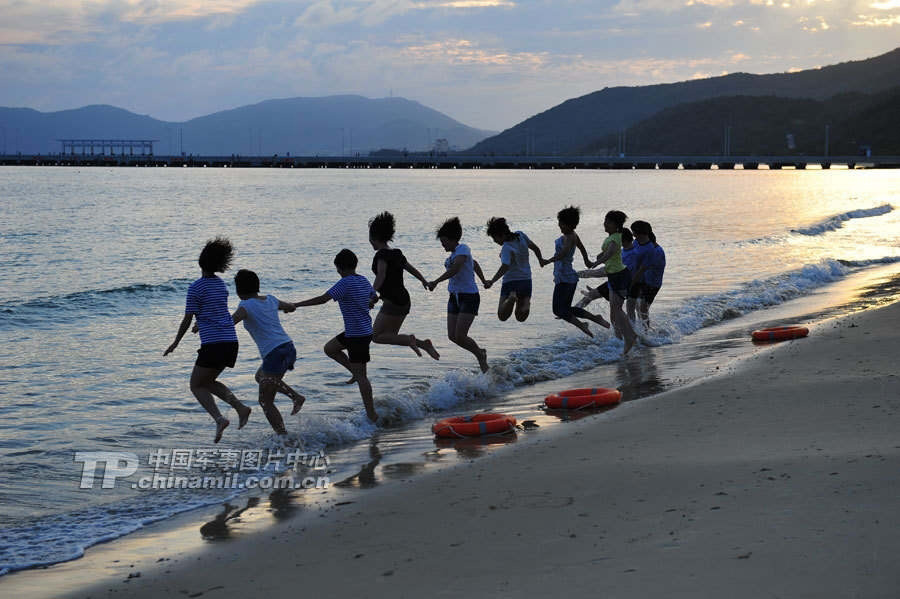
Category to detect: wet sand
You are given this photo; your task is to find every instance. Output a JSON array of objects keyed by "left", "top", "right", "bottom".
[{"left": 36, "top": 301, "right": 900, "bottom": 597}]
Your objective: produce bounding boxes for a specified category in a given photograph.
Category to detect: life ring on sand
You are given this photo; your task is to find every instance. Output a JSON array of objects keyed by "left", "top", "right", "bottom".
[
  {"left": 432, "top": 413, "right": 517, "bottom": 438},
  {"left": 751, "top": 325, "right": 809, "bottom": 342},
  {"left": 544, "top": 388, "right": 622, "bottom": 409}
]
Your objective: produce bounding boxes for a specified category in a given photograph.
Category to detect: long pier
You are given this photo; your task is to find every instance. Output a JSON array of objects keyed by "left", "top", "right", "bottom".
[{"left": 2, "top": 154, "right": 899, "bottom": 169}]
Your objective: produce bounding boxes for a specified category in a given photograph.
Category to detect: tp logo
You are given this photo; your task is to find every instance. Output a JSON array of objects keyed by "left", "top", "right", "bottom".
[{"left": 74, "top": 452, "right": 139, "bottom": 489}]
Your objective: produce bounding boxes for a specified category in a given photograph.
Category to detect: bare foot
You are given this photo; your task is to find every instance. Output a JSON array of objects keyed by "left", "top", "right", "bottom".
[
  {"left": 573, "top": 319, "right": 594, "bottom": 338},
  {"left": 408, "top": 334, "right": 423, "bottom": 357},
  {"left": 589, "top": 313, "right": 611, "bottom": 328},
  {"left": 214, "top": 418, "right": 229, "bottom": 443},
  {"left": 290, "top": 394, "right": 306, "bottom": 415},
  {"left": 419, "top": 338, "right": 440, "bottom": 360},
  {"left": 237, "top": 405, "right": 251, "bottom": 429},
  {"left": 476, "top": 348, "right": 489, "bottom": 373}
]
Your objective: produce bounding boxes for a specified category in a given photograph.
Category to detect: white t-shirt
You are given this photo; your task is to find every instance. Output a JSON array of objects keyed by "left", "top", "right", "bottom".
[
  {"left": 238, "top": 295, "right": 293, "bottom": 359},
  {"left": 445, "top": 243, "right": 479, "bottom": 294}
]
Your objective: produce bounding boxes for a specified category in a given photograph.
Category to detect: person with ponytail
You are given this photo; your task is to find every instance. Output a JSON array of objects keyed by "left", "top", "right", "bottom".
[
  {"left": 629, "top": 220, "right": 666, "bottom": 327},
  {"left": 482, "top": 216, "right": 544, "bottom": 323}
]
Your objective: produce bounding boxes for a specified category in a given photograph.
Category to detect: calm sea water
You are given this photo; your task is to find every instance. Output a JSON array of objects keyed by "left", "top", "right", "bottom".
[{"left": 1, "top": 166, "right": 899, "bottom": 575}]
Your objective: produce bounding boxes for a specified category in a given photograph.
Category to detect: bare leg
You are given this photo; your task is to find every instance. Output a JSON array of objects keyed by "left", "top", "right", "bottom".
[
  {"left": 257, "top": 373, "right": 286, "bottom": 435},
  {"left": 207, "top": 380, "right": 251, "bottom": 428},
  {"left": 497, "top": 292, "right": 516, "bottom": 321},
  {"left": 372, "top": 310, "right": 421, "bottom": 356},
  {"left": 348, "top": 362, "right": 377, "bottom": 422},
  {"left": 190, "top": 365, "right": 249, "bottom": 443},
  {"left": 564, "top": 315, "right": 593, "bottom": 337},
  {"left": 255, "top": 369, "right": 305, "bottom": 413},
  {"left": 448, "top": 312, "right": 488, "bottom": 372},
  {"left": 325, "top": 336, "right": 356, "bottom": 384},
  {"left": 570, "top": 306, "right": 610, "bottom": 329},
  {"left": 514, "top": 295, "right": 531, "bottom": 322},
  {"left": 610, "top": 290, "right": 637, "bottom": 355},
  {"left": 626, "top": 296, "right": 638, "bottom": 322}
]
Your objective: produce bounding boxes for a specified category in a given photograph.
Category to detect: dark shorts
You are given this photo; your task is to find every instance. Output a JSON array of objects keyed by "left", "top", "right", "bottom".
[
  {"left": 447, "top": 292, "right": 480, "bottom": 315},
  {"left": 379, "top": 298, "right": 411, "bottom": 317},
  {"left": 552, "top": 282, "right": 577, "bottom": 319},
  {"left": 500, "top": 279, "right": 532, "bottom": 299},
  {"left": 640, "top": 285, "right": 661, "bottom": 305},
  {"left": 196, "top": 341, "right": 238, "bottom": 369},
  {"left": 337, "top": 333, "right": 372, "bottom": 364},
  {"left": 607, "top": 268, "right": 632, "bottom": 298},
  {"left": 261, "top": 341, "right": 296, "bottom": 376},
  {"left": 628, "top": 281, "right": 644, "bottom": 300}
]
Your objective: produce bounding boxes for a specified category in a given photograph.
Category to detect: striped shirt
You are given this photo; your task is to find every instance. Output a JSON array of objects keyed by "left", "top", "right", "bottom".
[
  {"left": 328, "top": 274, "right": 375, "bottom": 337},
  {"left": 185, "top": 276, "right": 238, "bottom": 345}
]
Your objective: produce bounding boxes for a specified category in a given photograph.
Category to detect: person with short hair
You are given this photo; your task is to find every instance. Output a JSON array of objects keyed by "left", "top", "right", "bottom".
[
  {"left": 427, "top": 217, "right": 490, "bottom": 373},
  {"left": 164, "top": 237, "right": 252, "bottom": 443},
  {"left": 292, "top": 249, "right": 379, "bottom": 422},
  {"left": 628, "top": 220, "right": 666, "bottom": 327},
  {"left": 589, "top": 210, "right": 638, "bottom": 354},
  {"left": 232, "top": 269, "right": 305, "bottom": 435},
  {"left": 482, "top": 216, "right": 545, "bottom": 322}
]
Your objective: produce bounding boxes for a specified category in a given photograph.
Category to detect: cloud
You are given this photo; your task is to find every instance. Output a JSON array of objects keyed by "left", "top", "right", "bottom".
[
  {"left": 870, "top": 0, "right": 900, "bottom": 8},
  {"left": 850, "top": 13, "right": 900, "bottom": 24}
]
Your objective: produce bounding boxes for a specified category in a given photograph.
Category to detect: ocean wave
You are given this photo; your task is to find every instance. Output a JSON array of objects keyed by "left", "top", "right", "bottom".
[{"left": 792, "top": 204, "right": 893, "bottom": 236}]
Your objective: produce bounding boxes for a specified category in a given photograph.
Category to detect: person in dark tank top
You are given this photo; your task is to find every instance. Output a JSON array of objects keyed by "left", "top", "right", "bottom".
[{"left": 368, "top": 211, "right": 440, "bottom": 361}]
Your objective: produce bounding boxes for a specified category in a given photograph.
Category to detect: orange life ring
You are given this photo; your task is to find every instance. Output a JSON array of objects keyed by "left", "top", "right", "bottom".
[
  {"left": 751, "top": 325, "right": 809, "bottom": 341},
  {"left": 432, "top": 413, "right": 517, "bottom": 438},
  {"left": 544, "top": 388, "right": 621, "bottom": 409}
]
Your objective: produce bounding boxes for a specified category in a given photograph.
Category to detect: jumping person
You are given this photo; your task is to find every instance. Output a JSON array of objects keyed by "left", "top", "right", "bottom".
[
  {"left": 482, "top": 217, "right": 544, "bottom": 322},
  {"left": 628, "top": 220, "right": 666, "bottom": 328},
  {"left": 368, "top": 211, "right": 440, "bottom": 360},
  {"left": 427, "top": 217, "right": 490, "bottom": 373},
  {"left": 292, "top": 249, "right": 379, "bottom": 422},
  {"left": 232, "top": 269, "right": 306, "bottom": 435},
  {"left": 164, "top": 237, "right": 251, "bottom": 443},
  {"left": 539, "top": 206, "right": 610, "bottom": 337}
]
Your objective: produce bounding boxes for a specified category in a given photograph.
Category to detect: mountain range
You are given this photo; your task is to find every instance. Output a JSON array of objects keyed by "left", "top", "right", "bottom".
[
  {"left": 468, "top": 47, "right": 900, "bottom": 156},
  {"left": 0, "top": 96, "right": 496, "bottom": 156}
]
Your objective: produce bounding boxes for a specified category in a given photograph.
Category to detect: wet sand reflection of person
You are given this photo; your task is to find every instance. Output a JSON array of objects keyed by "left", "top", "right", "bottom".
[
  {"left": 334, "top": 441, "right": 382, "bottom": 489},
  {"left": 200, "top": 497, "right": 260, "bottom": 540}
]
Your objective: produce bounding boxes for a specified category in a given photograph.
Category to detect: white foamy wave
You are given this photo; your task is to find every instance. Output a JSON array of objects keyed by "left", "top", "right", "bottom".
[{"left": 792, "top": 204, "right": 893, "bottom": 236}]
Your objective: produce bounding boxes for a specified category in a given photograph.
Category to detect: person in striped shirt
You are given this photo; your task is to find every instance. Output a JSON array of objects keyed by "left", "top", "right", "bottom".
[
  {"left": 164, "top": 237, "right": 252, "bottom": 443},
  {"left": 293, "top": 249, "right": 379, "bottom": 422}
]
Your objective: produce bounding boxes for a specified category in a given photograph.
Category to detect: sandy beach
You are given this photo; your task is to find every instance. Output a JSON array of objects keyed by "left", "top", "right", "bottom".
[{"left": 9, "top": 300, "right": 897, "bottom": 597}]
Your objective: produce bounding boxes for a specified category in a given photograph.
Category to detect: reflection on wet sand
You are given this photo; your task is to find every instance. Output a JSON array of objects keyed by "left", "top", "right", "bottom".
[
  {"left": 334, "top": 441, "right": 382, "bottom": 489},
  {"left": 199, "top": 497, "right": 260, "bottom": 540},
  {"left": 432, "top": 433, "right": 518, "bottom": 458}
]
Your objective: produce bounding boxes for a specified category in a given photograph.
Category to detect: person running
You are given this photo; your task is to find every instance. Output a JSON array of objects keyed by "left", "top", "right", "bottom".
[
  {"left": 368, "top": 211, "right": 439, "bottom": 360},
  {"left": 292, "top": 249, "right": 379, "bottom": 422},
  {"left": 577, "top": 227, "right": 637, "bottom": 321},
  {"left": 539, "top": 206, "right": 610, "bottom": 337},
  {"left": 232, "top": 269, "right": 306, "bottom": 435},
  {"left": 482, "top": 217, "right": 544, "bottom": 322},
  {"left": 427, "top": 217, "right": 489, "bottom": 373},
  {"left": 628, "top": 220, "right": 666, "bottom": 327},
  {"left": 590, "top": 210, "right": 638, "bottom": 354},
  {"left": 164, "top": 237, "right": 251, "bottom": 443}
]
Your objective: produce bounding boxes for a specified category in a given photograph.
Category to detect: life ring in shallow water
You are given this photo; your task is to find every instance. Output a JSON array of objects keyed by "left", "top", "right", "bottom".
[
  {"left": 544, "top": 388, "right": 622, "bottom": 409},
  {"left": 751, "top": 325, "right": 809, "bottom": 342},
  {"left": 432, "top": 413, "right": 517, "bottom": 438}
]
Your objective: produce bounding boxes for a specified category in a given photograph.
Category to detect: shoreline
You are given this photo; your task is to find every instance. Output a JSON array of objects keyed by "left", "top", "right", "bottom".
[{"left": 3, "top": 293, "right": 897, "bottom": 596}]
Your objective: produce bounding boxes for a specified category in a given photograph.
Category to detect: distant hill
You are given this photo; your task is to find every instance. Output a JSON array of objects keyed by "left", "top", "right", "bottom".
[
  {"left": 580, "top": 87, "right": 900, "bottom": 156},
  {"left": 0, "top": 96, "right": 495, "bottom": 156},
  {"left": 467, "top": 47, "right": 900, "bottom": 155}
]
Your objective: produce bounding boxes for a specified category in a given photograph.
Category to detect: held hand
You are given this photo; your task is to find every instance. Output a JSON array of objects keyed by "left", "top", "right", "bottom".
[
  {"left": 191, "top": 324, "right": 199, "bottom": 334},
  {"left": 427, "top": 281, "right": 437, "bottom": 292},
  {"left": 282, "top": 304, "right": 296, "bottom": 313},
  {"left": 421, "top": 279, "right": 429, "bottom": 290},
  {"left": 483, "top": 279, "right": 493, "bottom": 289}
]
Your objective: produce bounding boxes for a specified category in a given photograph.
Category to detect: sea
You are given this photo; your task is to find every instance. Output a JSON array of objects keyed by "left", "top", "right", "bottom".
[{"left": 1, "top": 165, "right": 899, "bottom": 577}]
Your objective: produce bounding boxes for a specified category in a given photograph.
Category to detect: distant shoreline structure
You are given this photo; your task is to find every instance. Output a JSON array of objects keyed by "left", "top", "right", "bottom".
[{"left": 2, "top": 153, "right": 898, "bottom": 170}]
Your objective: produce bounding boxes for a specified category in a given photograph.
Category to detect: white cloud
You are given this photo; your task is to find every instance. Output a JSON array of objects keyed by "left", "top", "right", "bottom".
[
  {"left": 870, "top": 0, "right": 900, "bottom": 8},
  {"left": 851, "top": 13, "right": 900, "bottom": 24}
]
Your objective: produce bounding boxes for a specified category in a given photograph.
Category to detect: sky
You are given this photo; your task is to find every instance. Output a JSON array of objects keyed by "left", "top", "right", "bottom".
[{"left": 1, "top": 0, "right": 898, "bottom": 131}]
